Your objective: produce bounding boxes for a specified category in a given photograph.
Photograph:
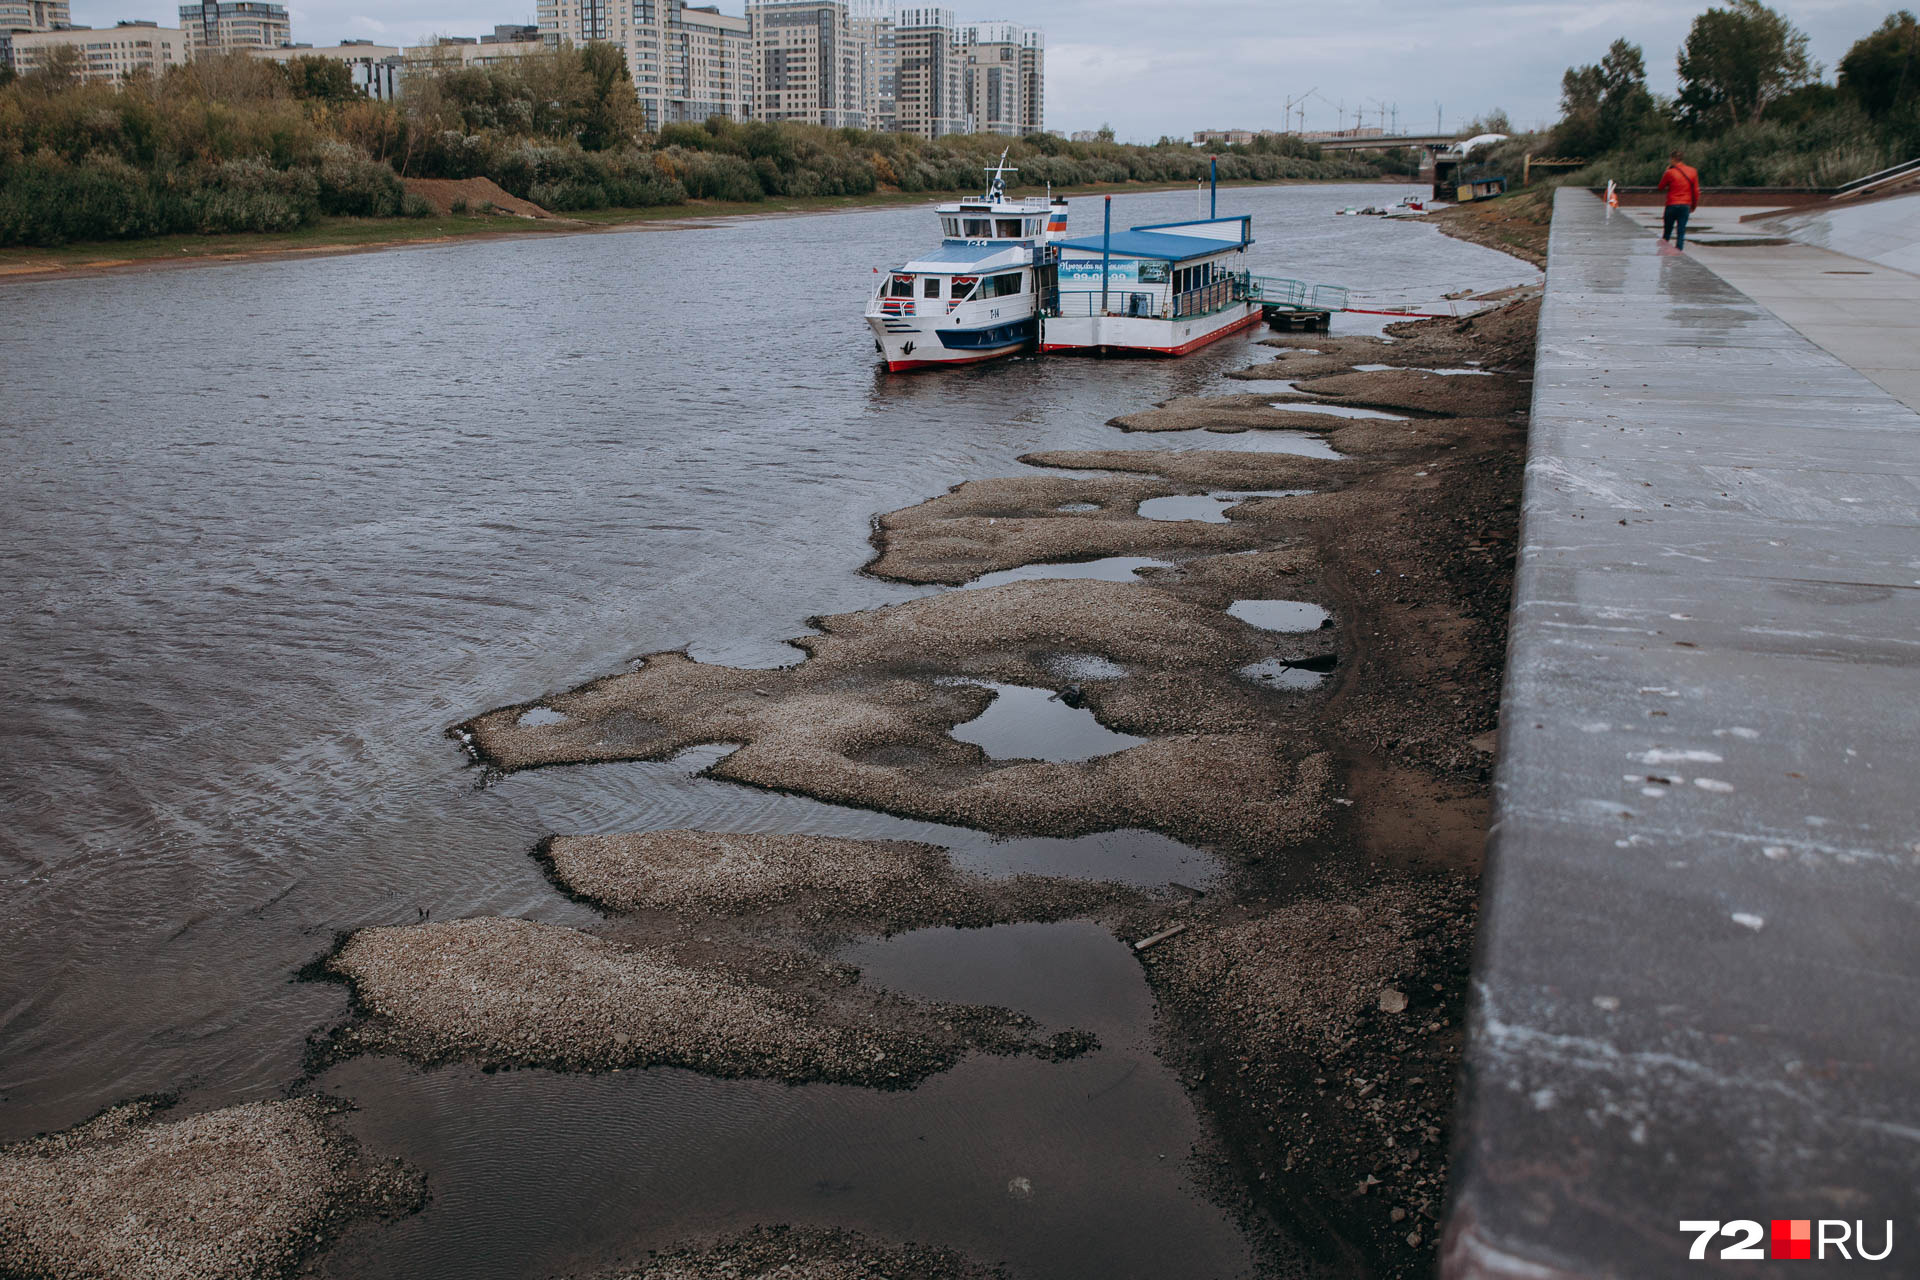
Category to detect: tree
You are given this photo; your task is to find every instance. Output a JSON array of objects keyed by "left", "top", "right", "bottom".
[
  {"left": 1595, "top": 40, "right": 1657, "bottom": 146},
  {"left": 576, "top": 40, "right": 642, "bottom": 150},
  {"left": 281, "top": 55, "right": 361, "bottom": 103},
  {"left": 0, "top": 62, "right": 15, "bottom": 90},
  {"left": 23, "top": 44, "right": 84, "bottom": 90},
  {"left": 1676, "top": 0, "right": 1815, "bottom": 130},
  {"left": 1094, "top": 122, "right": 1115, "bottom": 143},
  {"left": 1838, "top": 10, "right": 1920, "bottom": 117}
]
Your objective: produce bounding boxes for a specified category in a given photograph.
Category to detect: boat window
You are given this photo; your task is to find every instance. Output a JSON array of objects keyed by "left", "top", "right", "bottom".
[
  {"left": 890, "top": 274, "right": 915, "bottom": 297},
  {"left": 1026, "top": 218, "right": 1041, "bottom": 236},
  {"left": 923, "top": 277, "right": 942, "bottom": 298},
  {"left": 942, "top": 217, "right": 959, "bottom": 237},
  {"left": 964, "top": 218, "right": 990, "bottom": 237},
  {"left": 951, "top": 276, "right": 977, "bottom": 300},
  {"left": 981, "top": 272, "right": 1023, "bottom": 299},
  {"left": 996, "top": 218, "right": 1022, "bottom": 238}
]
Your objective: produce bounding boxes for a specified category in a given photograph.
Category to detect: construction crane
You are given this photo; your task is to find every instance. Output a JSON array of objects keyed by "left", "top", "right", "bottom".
[{"left": 1283, "top": 88, "right": 1315, "bottom": 135}]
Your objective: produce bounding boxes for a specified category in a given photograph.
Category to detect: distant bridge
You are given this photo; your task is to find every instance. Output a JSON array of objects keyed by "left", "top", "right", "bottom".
[{"left": 1311, "top": 133, "right": 1463, "bottom": 152}]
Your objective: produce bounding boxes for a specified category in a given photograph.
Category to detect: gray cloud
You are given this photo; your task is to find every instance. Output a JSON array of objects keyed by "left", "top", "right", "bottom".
[{"left": 72, "top": 0, "right": 1897, "bottom": 139}]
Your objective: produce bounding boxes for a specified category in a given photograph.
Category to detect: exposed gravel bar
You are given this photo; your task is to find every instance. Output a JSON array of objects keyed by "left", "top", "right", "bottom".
[
  {"left": 322, "top": 917, "right": 1091, "bottom": 1086},
  {"left": 0, "top": 1096, "right": 422, "bottom": 1280},
  {"left": 579, "top": 1224, "right": 1004, "bottom": 1280},
  {"left": 460, "top": 579, "right": 1337, "bottom": 858},
  {"left": 545, "top": 830, "right": 1138, "bottom": 933}
]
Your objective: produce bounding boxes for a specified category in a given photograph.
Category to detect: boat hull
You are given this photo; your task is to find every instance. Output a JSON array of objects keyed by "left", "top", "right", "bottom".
[
  {"left": 1038, "top": 303, "right": 1263, "bottom": 356},
  {"left": 869, "top": 313, "right": 1037, "bottom": 372}
]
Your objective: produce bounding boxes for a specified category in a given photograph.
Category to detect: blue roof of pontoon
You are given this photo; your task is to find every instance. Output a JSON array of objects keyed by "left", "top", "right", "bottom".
[{"left": 1052, "top": 229, "right": 1247, "bottom": 261}]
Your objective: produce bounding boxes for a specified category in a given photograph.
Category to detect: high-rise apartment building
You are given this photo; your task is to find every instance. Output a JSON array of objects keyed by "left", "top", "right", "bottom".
[
  {"left": 178, "top": 2, "right": 291, "bottom": 56},
  {"left": 10, "top": 19, "right": 187, "bottom": 82},
  {"left": 849, "top": 0, "right": 895, "bottom": 132},
  {"left": 0, "top": 1, "right": 69, "bottom": 31},
  {"left": 1, "top": 0, "right": 69, "bottom": 71},
  {"left": 891, "top": 6, "right": 967, "bottom": 138},
  {"left": 960, "top": 19, "right": 1041, "bottom": 136},
  {"left": 746, "top": 0, "right": 862, "bottom": 128},
  {"left": 537, "top": 0, "right": 753, "bottom": 129}
]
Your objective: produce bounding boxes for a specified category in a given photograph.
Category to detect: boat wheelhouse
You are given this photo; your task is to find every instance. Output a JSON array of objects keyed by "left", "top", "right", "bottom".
[
  {"left": 865, "top": 155, "right": 1069, "bottom": 372},
  {"left": 1038, "top": 212, "right": 1264, "bottom": 356}
]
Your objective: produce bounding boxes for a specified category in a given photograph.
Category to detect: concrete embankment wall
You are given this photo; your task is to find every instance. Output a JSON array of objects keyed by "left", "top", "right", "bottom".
[
  {"left": 1443, "top": 188, "right": 1920, "bottom": 1277},
  {"left": 1752, "top": 189, "right": 1920, "bottom": 276}
]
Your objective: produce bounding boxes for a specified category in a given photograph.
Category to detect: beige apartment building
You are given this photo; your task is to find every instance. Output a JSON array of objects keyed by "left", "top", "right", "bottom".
[
  {"left": 537, "top": 0, "right": 752, "bottom": 129},
  {"left": 891, "top": 5, "right": 967, "bottom": 138},
  {"left": 404, "top": 26, "right": 545, "bottom": 71},
  {"left": 961, "top": 19, "right": 1041, "bottom": 136},
  {"left": 177, "top": 2, "right": 291, "bottom": 57},
  {"left": 0, "top": 0, "right": 68, "bottom": 73},
  {"left": 746, "top": 0, "right": 862, "bottom": 127},
  {"left": 10, "top": 20, "right": 187, "bottom": 82}
]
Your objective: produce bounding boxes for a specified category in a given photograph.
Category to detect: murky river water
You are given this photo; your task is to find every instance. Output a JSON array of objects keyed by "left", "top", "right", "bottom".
[{"left": 0, "top": 182, "right": 1531, "bottom": 1276}]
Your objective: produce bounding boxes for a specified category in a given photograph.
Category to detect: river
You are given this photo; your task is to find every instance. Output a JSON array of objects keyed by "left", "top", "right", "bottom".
[{"left": 0, "top": 181, "right": 1533, "bottom": 1278}]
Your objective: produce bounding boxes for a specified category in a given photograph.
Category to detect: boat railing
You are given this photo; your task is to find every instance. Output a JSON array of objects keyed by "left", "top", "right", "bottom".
[
  {"left": 1048, "top": 278, "right": 1251, "bottom": 322},
  {"left": 1246, "top": 275, "right": 1351, "bottom": 312}
]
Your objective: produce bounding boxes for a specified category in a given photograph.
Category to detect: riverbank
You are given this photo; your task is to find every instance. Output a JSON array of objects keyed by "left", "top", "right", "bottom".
[
  {"left": 1430, "top": 188, "right": 1553, "bottom": 268},
  {"left": 377, "top": 291, "right": 1540, "bottom": 1277},
  {"left": 0, "top": 176, "right": 1416, "bottom": 284}
]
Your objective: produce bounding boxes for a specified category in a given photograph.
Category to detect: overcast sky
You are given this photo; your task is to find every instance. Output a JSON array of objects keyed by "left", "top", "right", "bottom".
[{"left": 75, "top": 0, "right": 1899, "bottom": 139}]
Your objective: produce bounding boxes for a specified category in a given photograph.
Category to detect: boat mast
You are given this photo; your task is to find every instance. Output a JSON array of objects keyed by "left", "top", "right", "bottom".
[{"left": 984, "top": 147, "right": 1016, "bottom": 202}]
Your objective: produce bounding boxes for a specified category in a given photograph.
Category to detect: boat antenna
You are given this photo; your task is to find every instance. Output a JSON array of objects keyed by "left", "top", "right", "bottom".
[{"left": 984, "top": 146, "right": 1016, "bottom": 202}]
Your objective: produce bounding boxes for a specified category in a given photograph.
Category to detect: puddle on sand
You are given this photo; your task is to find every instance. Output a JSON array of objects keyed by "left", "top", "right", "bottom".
[
  {"left": 1137, "top": 491, "right": 1310, "bottom": 524},
  {"left": 946, "top": 681, "right": 1146, "bottom": 763},
  {"left": 1138, "top": 431, "right": 1344, "bottom": 460},
  {"left": 1267, "top": 401, "right": 1408, "bottom": 421},
  {"left": 963, "top": 556, "right": 1171, "bottom": 590},
  {"left": 515, "top": 707, "right": 569, "bottom": 728},
  {"left": 1354, "top": 364, "right": 1492, "bottom": 376},
  {"left": 1055, "top": 502, "right": 1102, "bottom": 513},
  {"left": 490, "top": 746, "right": 1220, "bottom": 887},
  {"left": 1238, "top": 658, "right": 1330, "bottom": 691},
  {"left": 1228, "top": 600, "right": 1332, "bottom": 632},
  {"left": 1045, "top": 653, "right": 1128, "bottom": 682},
  {"left": 315, "top": 919, "right": 1267, "bottom": 1280}
]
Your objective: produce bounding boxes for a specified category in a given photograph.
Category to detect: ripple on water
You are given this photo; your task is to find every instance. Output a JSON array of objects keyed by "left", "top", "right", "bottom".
[{"left": 944, "top": 681, "right": 1146, "bottom": 763}]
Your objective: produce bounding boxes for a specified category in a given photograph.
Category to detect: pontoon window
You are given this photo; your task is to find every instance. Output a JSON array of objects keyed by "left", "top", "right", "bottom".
[
  {"left": 923, "top": 277, "right": 942, "bottom": 298},
  {"left": 996, "top": 218, "right": 1022, "bottom": 238},
  {"left": 964, "top": 218, "right": 991, "bottom": 237}
]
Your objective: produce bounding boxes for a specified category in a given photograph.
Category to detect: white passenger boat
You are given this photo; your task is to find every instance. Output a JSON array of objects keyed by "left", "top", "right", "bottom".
[
  {"left": 866, "top": 155, "right": 1069, "bottom": 372},
  {"left": 1038, "top": 205, "right": 1264, "bottom": 356}
]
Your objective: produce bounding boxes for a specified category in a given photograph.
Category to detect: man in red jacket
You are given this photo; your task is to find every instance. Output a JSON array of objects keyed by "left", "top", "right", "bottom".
[{"left": 1657, "top": 151, "right": 1702, "bottom": 250}]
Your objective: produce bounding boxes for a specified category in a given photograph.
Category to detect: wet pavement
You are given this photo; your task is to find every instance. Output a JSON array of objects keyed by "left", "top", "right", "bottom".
[{"left": 1444, "top": 189, "right": 1920, "bottom": 1279}]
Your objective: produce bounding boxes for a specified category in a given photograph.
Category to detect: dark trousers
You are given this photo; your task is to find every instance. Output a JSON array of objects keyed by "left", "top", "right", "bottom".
[{"left": 1663, "top": 204, "right": 1692, "bottom": 249}]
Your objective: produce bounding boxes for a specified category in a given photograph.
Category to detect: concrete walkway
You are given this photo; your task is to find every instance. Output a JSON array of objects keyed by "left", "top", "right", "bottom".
[
  {"left": 1620, "top": 202, "right": 1920, "bottom": 412},
  {"left": 1443, "top": 189, "right": 1920, "bottom": 1278}
]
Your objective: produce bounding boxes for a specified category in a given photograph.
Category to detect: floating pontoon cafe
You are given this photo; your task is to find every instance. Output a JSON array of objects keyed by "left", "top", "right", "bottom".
[{"left": 865, "top": 158, "right": 1346, "bottom": 371}]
